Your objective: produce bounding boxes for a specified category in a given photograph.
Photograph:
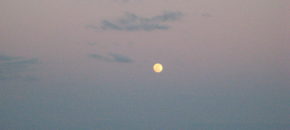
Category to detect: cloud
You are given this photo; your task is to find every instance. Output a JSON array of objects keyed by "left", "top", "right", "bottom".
[
  {"left": 109, "top": 53, "right": 133, "bottom": 63},
  {"left": 89, "top": 54, "right": 112, "bottom": 62},
  {"left": 86, "top": 11, "right": 182, "bottom": 31},
  {"left": 89, "top": 53, "right": 133, "bottom": 63},
  {"left": 0, "top": 54, "right": 39, "bottom": 80},
  {"left": 0, "top": 54, "right": 21, "bottom": 61}
]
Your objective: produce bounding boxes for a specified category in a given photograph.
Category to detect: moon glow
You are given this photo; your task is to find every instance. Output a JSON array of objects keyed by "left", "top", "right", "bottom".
[{"left": 153, "top": 63, "right": 163, "bottom": 73}]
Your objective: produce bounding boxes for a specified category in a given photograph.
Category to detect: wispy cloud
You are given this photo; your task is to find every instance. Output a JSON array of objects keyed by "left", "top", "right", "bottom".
[
  {"left": 109, "top": 53, "right": 133, "bottom": 63},
  {"left": 89, "top": 53, "right": 133, "bottom": 63},
  {"left": 86, "top": 11, "right": 182, "bottom": 31},
  {"left": 0, "top": 54, "right": 21, "bottom": 61},
  {"left": 0, "top": 54, "right": 39, "bottom": 80},
  {"left": 89, "top": 54, "right": 112, "bottom": 62}
]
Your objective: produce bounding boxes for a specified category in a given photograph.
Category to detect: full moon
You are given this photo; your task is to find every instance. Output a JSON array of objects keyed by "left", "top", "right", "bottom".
[{"left": 153, "top": 63, "right": 163, "bottom": 73}]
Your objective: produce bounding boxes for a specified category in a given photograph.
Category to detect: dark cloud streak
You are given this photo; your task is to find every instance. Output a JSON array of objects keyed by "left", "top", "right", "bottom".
[
  {"left": 86, "top": 11, "right": 182, "bottom": 31},
  {"left": 89, "top": 53, "right": 133, "bottom": 63},
  {"left": 0, "top": 54, "right": 39, "bottom": 80},
  {"left": 0, "top": 55, "right": 21, "bottom": 61},
  {"left": 109, "top": 53, "right": 133, "bottom": 63}
]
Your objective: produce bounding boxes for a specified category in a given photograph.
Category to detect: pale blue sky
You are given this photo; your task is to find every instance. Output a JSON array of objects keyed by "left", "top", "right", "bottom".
[{"left": 0, "top": 0, "right": 289, "bottom": 129}]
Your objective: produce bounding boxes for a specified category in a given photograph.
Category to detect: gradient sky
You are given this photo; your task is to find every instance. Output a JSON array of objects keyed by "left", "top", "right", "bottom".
[{"left": 1, "top": 0, "right": 290, "bottom": 129}]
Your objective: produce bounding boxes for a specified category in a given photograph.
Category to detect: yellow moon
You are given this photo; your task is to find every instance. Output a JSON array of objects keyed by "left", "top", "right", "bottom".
[{"left": 153, "top": 63, "right": 163, "bottom": 73}]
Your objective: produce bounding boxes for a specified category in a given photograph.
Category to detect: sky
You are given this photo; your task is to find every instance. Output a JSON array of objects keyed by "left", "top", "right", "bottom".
[{"left": 0, "top": 0, "right": 290, "bottom": 129}]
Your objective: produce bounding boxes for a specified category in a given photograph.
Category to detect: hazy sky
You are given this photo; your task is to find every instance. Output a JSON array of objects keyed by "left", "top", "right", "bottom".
[{"left": 1, "top": 0, "right": 289, "bottom": 129}]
